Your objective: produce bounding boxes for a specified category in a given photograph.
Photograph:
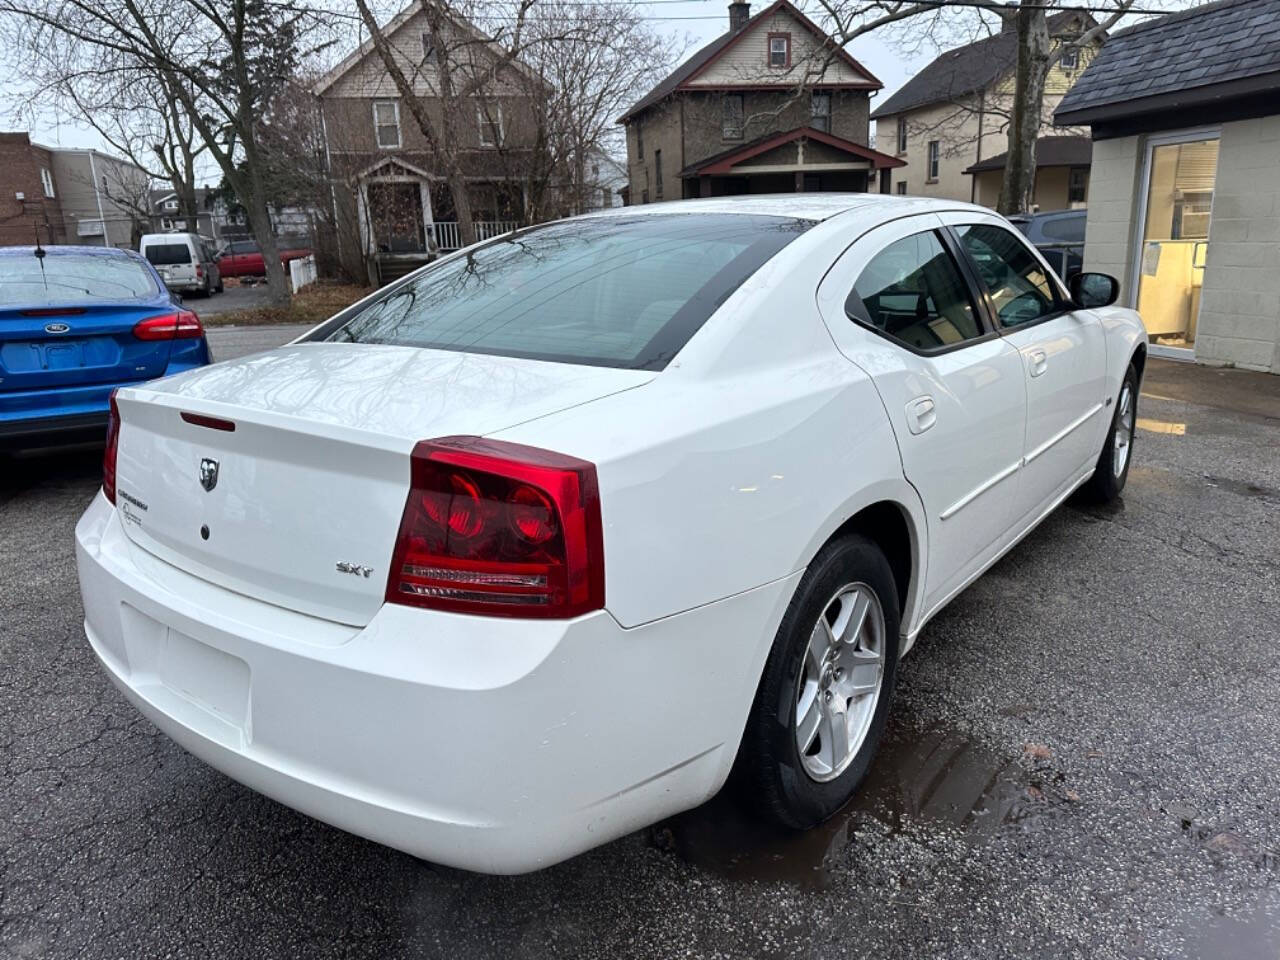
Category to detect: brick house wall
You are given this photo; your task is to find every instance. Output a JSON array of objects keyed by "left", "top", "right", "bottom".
[{"left": 0, "top": 133, "right": 67, "bottom": 246}]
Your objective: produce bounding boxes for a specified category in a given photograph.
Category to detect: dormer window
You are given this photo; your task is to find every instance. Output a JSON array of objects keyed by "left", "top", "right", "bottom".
[
  {"left": 768, "top": 33, "right": 790, "bottom": 68},
  {"left": 1060, "top": 45, "right": 1079, "bottom": 70}
]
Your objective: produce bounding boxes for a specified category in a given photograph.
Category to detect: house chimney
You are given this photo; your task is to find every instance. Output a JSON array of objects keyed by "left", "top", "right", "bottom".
[{"left": 729, "top": 1, "right": 750, "bottom": 31}]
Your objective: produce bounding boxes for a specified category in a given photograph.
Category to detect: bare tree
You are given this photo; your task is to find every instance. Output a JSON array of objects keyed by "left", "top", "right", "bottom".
[
  {"left": 998, "top": 0, "right": 1134, "bottom": 214},
  {"left": 350, "top": 0, "right": 542, "bottom": 247},
  {"left": 2, "top": 0, "right": 336, "bottom": 303}
]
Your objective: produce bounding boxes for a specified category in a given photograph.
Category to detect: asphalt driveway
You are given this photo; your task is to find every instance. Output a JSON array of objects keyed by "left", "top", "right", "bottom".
[{"left": 2, "top": 353, "right": 1278, "bottom": 959}]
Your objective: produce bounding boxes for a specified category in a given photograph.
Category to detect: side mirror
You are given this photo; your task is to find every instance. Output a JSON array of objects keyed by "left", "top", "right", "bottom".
[{"left": 1069, "top": 272, "right": 1119, "bottom": 309}]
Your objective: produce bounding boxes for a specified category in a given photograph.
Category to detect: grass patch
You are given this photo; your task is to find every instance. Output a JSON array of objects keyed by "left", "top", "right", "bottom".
[{"left": 202, "top": 282, "right": 373, "bottom": 328}]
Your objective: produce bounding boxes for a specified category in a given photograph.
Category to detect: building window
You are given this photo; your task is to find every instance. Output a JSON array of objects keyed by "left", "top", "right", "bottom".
[
  {"left": 811, "top": 92, "right": 831, "bottom": 133},
  {"left": 768, "top": 33, "right": 790, "bottom": 68},
  {"left": 654, "top": 149, "right": 663, "bottom": 198},
  {"left": 478, "top": 104, "right": 504, "bottom": 147},
  {"left": 421, "top": 33, "right": 436, "bottom": 62},
  {"left": 896, "top": 117, "right": 907, "bottom": 154},
  {"left": 1059, "top": 45, "right": 1079, "bottom": 70},
  {"left": 164, "top": 199, "right": 178, "bottom": 211},
  {"left": 896, "top": 181, "right": 907, "bottom": 195},
  {"left": 723, "top": 93, "right": 744, "bottom": 139},
  {"left": 927, "top": 140, "right": 940, "bottom": 181},
  {"left": 636, "top": 122, "right": 644, "bottom": 159},
  {"left": 40, "top": 167, "right": 55, "bottom": 198},
  {"left": 641, "top": 188, "right": 649, "bottom": 204},
  {"left": 1068, "top": 167, "right": 1088, "bottom": 203},
  {"left": 373, "top": 100, "right": 401, "bottom": 149}
]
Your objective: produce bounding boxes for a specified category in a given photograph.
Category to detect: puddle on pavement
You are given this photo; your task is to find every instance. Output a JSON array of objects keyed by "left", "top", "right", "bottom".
[
  {"left": 1203, "top": 475, "right": 1279, "bottom": 501},
  {"left": 656, "top": 723, "right": 1045, "bottom": 889},
  {"left": 1174, "top": 896, "right": 1280, "bottom": 960}
]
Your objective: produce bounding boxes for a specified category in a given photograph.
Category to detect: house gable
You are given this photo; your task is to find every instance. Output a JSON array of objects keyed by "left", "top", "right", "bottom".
[{"left": 683, "top": 2, "right": 879, "bottom": 89}]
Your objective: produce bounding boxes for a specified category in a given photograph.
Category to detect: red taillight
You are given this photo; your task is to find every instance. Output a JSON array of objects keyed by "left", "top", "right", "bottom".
[
  {"left": 132, "top": 310, "right": 204, "bottom": 341},
  {"left": 102, "top": 390, "right": 121, "bottom": 504},
  {"left": 386, "top": 437, "right": 605, "bottom": 619},
  {"left": 195, "top": 264, "right": 204, "bottom": 279}
]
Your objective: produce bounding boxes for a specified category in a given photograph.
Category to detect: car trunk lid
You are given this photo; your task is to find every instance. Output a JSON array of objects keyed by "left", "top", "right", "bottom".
[
  {"left": 112, "top": 342, "right": 652, "bottom": 625},
  {"left": 0, "top": 303, "right": 176, "bottom": 394}
]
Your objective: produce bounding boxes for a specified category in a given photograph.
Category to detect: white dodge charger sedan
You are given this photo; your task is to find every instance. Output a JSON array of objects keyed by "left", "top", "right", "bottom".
[{"left": 76, "top": 196, "right": 1146, "bottom": 873}]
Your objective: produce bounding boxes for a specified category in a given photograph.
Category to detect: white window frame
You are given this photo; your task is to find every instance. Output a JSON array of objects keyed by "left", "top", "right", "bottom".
[
  {"left": 1128, "top": 125, "right": 1221, "bottom": 361},
  {"left": 373, "top": 100, "right": 402, "bottom": 150},
  {"left": 1059, "top": 45, "right": 1080, "bottom": 70},
  {"left": 896, "top": 117, "right": 907, "bottom": 154},
  {"left": 477, "top": 103, "right": 504, "bottom": 147},
  {"left": 40, "top": 167, "right": 55, "bottom": 198},
  {"left": 768, "top": 35, "right": 789, "bottom": 68},
  {"left": 927, "top": 140, "right": 940, "bottom": 181}
]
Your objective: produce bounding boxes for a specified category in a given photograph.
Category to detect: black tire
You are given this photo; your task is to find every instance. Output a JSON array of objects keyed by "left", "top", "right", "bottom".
[
  {"left": 215, "top": 277, "right": 224, "bottom": 294},
  {"left": 1081, "top": 362, "right": 1138, "bottom": 503},
  {"left": 739, "top": 534, "right": 900, "bottom": 830}
]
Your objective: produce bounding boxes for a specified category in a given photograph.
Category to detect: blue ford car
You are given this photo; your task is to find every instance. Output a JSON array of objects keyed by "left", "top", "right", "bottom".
[{"left": 0, "top": 245, "right": 211, "bottom": 450}]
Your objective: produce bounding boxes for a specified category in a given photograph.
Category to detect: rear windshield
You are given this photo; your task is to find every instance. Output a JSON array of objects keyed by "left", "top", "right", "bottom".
[
  {"left": 1039, "top": 215, "right": 1086, "bottom": 243},
  {"left": 0, "top": 253, "right": 158, "bottom": 305},
  {"left": 144, "top": 243, "right": 192, "bottom": 265},
  {"left": 317, "top": 214, "right": 810, "bottom": 370}
]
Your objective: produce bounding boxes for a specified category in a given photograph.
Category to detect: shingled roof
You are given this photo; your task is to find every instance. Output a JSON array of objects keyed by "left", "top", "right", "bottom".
[
  {"left": 870, "top": 12, "right": 1087, "bottom": 120},
  {"left": 618, "top": 0, "right": 880, "bottom": 124},
  {"left": 1055, "top": 0, "right": 1280, "bottom": 125},
  {"left": 962, "top": 135, "right": 1092, "bottom": 173}
]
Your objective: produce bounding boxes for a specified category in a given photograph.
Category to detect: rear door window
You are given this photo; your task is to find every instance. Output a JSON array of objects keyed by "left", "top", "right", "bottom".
[
  {"left": 144, "top": 243, "right": 192, "bottom": 266},
  {"left": 846, "top": 230, "right": 985, "bottom": 352},
  {"left": 317, "top": 214, "right": 810, "bottom": 370},
  {"left": 1039, "top": 215, "right": 1085, "bottom": 243}
]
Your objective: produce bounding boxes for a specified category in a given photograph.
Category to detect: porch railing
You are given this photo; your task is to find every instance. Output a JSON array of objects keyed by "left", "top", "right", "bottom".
[{"left": 430, "top": 220, "right": 520, "bottom": 252}]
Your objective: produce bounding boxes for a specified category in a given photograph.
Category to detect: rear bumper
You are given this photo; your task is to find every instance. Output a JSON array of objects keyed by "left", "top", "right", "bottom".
[
  {"left": 0, "top": 411, "right": 108, "bottom": 449},
  {"left": 75, "top": 492, "right": 794, "bottom": 873}
]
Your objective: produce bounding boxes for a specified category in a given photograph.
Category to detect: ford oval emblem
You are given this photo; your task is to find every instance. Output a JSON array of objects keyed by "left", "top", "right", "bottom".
[{"left": 44, "top": 322, "right": 71, "bottom": 334}]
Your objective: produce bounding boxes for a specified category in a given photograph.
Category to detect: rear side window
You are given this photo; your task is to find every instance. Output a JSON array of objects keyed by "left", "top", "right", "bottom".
[
  {"left": 319, "top": 214, "right": 810, "bottom": 370},
  {"left": 954, "top": 223, "right": 1062, "bottom": 328},
  {"left": 1039, "top": 214, "right": 1085, "bottom": 243},
  {"left": 144, "top": 243, "right": 192, "bottom": 266},
  {"left": 846, "top": 230, "right": 984, "bottom": 352},
  {"left": 231, "top": 241, "right": 259, "bottom": 255},
  {"left": 0, "top": 254, "right": 157, "bottom": 305}
]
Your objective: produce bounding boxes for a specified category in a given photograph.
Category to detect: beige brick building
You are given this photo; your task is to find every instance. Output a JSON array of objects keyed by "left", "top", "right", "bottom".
[{"left": 1056, "top": 0, "right": 1280, "bottom": 373}]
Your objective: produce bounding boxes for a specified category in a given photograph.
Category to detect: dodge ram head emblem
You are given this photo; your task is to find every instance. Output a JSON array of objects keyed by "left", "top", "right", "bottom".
[{"left": 199, "top": 457, "right": 219, "bottom": 492}]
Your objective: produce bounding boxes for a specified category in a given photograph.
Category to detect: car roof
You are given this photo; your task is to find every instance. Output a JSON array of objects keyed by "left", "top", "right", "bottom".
[
  {"left": 581, "top": 194, "right": 995, "bottom": 224},
  {"left": 0, "top": 244, "right": 142, "bottom": 258}
]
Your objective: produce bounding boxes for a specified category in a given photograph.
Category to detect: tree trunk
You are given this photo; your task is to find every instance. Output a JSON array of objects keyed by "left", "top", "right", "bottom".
[{"left": 998, "top": 2, "right": 1051, "bottom": 215}]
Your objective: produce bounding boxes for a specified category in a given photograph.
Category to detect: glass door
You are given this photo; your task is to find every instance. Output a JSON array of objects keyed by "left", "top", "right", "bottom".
[{"left": 1133, "top": 133, "right": 1219, "bottom": 354}]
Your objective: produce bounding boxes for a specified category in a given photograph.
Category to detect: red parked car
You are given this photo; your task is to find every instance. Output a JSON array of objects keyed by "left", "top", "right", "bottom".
[{"left": 216, "top": 239, "right": 313, "bottom": 278}]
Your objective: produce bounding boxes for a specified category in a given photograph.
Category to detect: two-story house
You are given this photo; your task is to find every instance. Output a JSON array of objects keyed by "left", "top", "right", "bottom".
[
  {"left": 619, "top": 0, "right": 904, "bottom": 202},
  {"left": 871, "top": 13, "right": 1100, "bottom": 210},
  {"left": 0, "top": 133, "right": 67, "bottom": 246},
  {"left": 314, "top": 3, "right": 544, "bottom": 282}
]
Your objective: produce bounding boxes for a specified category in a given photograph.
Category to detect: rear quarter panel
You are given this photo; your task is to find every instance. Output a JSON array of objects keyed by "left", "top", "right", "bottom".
[{"left": 491, "top": 221, "right": 926, "bottom": 631}]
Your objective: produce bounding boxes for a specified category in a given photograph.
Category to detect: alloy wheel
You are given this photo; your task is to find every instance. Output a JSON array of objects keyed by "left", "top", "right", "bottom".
[{"left": 793, "top": 582, "right": 886, "bottom": 782}]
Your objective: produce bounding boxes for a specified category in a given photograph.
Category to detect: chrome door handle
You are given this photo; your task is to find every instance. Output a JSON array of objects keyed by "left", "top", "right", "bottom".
[
  {"left": 1028, "top": 349, "right": 1048, "bottom": 377},
  {"left": 906, "top": 396, "right": 936, "bottom": 435}
]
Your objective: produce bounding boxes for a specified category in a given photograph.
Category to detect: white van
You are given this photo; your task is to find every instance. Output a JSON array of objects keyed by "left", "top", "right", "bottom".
[{"left": 139, "top": 233, "right": 222, "bottom": 297}]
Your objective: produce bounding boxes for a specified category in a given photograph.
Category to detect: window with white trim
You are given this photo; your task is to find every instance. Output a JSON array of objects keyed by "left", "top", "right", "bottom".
[
  {"left": 421, "top": 32, "right": 437, "bottom": 63},
  {"left": 478, "top": 104, "right": 504, "bottom": 147},
  {"left": 1059, "top": 45, "right": 1079, "bottom": 70},
  {"left": 768, "top": 34, "right": 790, "bottom": 68},
  {"left": 927, "top": 140, "right": 940, "bottom": 181},
  {"left": 373, "top": 100, "right": 402, "bottom": 149},
  {"left": 896, "top": 117, "right": 907, "bottom": 154},
  {"left": 40, "top": 167, "right": 55, "bottom": 198}
]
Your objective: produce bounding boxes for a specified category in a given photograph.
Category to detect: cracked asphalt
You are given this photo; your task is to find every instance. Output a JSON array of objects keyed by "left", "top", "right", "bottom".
[{"left": 2, "top": 351, "right": 1279, "bottom": 959}]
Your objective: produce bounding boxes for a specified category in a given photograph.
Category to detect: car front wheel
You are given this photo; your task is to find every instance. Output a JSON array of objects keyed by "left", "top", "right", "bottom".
[
  {"left": 1082, "top": 362, "right": 1138, "bottom": 502},
  {"left": 739, "top": 534, "right": 900, "bottom": 829}
]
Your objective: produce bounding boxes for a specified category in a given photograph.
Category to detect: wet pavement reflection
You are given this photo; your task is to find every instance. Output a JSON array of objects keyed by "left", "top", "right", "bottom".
[{"left": 657, "top": 721, "right": 1048, "bottom": 889}]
